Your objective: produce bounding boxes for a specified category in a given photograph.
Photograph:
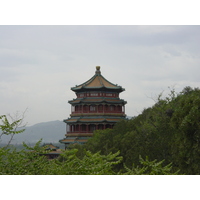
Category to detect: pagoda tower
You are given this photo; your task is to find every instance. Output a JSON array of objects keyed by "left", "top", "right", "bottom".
[{"left": 59, "top": 66, "right": 127, "bottom": 148}]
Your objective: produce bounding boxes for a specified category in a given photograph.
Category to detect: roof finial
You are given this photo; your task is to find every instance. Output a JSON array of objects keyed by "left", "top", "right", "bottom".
[
  {"left": 96, "top": 66, "right": 100, "bottom": 70},
  {"left": 96, "top": 66, "right": 101, "bottom": 74}
]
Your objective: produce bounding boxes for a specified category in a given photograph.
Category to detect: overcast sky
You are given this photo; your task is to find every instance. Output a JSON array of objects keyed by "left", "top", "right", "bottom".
[{"left": 0, "top": 25, "right": 200, "bottom": 126}]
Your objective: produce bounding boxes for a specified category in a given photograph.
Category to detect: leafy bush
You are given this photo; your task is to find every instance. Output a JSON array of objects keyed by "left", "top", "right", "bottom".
[{"left": 79, "top": 87, "right": 200, "bottom": 174}]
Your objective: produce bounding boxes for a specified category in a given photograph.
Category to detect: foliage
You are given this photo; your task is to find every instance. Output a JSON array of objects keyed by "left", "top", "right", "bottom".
[
  {"left": 123, "top": 156, "right": 180, "bottom": 175},
  {"left": 0, "top": 140, "right": 179, "bottom": 175},
  {"left": 0, "top": 113, "right": 26, "bottom": 147},
  {"left": 0, "top": 141, "right": 122, "bottom": 175},
  {"left": 169, "top": 87, "right": 200, "bottom": 174},
  {"left": 0, "top": 140, "right": 49, "bottom": 175},
  {"left": 0, "top": 114, "right": 180, "bottom": 175},
  {"left": 77, "top": 86, "right": 200, "bottom": 174},
  {"left": 52, "top": 150, "right": 122, "bottom": 175},
  {"left": 1, "top": 86, "right": 200, "bottom": 174}
]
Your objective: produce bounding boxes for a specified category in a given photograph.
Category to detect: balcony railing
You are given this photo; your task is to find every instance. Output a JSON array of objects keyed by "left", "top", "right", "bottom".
[
  {"left": 65, "top": 132, "right": 94, "bottom": 137},
  {"left": 67, "top": 131, "right": 93, "bottom": 134},
  {"left": 72, "top": 111, "right": 124, "bottom": 114}
]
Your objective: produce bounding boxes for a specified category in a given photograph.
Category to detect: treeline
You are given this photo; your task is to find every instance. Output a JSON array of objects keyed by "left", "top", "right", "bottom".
[
  {"left": 0, "top": 142, "right": 65, "bottom": 150},
  {"left": 71, "top": 86, "right": 200, "bottom": 175},
  {"left": 0, "top": 140, "right": 178, "bottom": 175},
  {"left": 0, "top": 114, "right": 177, "bottom": 175},
  {"left": 1, "top": 86, "right": 200, "bottom": 174}
]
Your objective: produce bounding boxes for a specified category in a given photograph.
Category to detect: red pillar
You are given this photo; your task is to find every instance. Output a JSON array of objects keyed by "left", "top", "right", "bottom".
[
  {"left": 70, "top": 125, "right": 72, "bottom": 132},
  {"left": 79, "top": 124, "right": 81, "bottom": 132}
]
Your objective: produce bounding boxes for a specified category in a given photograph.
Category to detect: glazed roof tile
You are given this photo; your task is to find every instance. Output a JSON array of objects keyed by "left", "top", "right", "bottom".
[
  {"left": 60, "top": 139, "right": 88, "bottom": 143},
  {"left": 79, "top": 118, "right": 105, "bottom": 122},
  {"left": 67, "top": 118, "right": 78, "bottom": 122},
  {"left": 65, "top": 116, "right": 125, "bottom": 123},
  {"left": 69, "top": 98, "right": 127, "bottom": 104},
  {"left": 71, "top": 66, "right": 125, "bottom": 92},
  {"left": 60, "top": 139, "right": 76, "bottom": 142}
]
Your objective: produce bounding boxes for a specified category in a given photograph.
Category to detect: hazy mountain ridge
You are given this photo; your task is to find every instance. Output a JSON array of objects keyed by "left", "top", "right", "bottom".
[
  {"left": 1, "top": 120, "right": 66, "bottom": 144},
  {"left": 1, "top": 117, "right": 134, "bottom": 145}
]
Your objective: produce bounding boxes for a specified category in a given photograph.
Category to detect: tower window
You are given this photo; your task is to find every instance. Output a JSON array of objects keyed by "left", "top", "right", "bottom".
[
  {"left": 110, "top": 105, "right": 115, "bottom": 111},
  {"left": 90, "top": 92, "right": 98, "bottom": 96},
  {"left": 90, "top": 105, "right": 96, "bottom": 111}
]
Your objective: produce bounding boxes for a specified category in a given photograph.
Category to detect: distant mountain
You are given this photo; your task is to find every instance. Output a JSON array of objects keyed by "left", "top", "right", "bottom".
[
  {"left": 1, "top": 117, "right": 134, "bottom": 145},
  {"left": 3, "top": 120, "right": 66, "bottom": 144}
]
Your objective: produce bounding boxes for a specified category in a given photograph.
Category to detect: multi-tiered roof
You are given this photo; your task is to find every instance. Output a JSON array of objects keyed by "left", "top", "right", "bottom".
[
  {"left": 71, "top": 66, "right": 124, "bottom": 92},
  {"left": 59, "top": 66, "right": 127, "bottom": 148}
]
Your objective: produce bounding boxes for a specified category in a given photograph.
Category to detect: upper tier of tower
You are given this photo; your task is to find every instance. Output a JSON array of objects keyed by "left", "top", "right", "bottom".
[{"left": 71, "top": 66, "right": 125, "bottom": 93}]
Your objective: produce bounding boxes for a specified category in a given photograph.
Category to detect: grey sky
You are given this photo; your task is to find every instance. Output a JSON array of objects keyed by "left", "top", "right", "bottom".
[{"left": 0, "top": 25, "right": 200, "bottom": 126}]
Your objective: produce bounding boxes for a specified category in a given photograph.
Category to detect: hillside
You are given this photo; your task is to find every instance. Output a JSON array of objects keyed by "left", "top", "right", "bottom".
[{"left": 79, "top": 86, "right": 200, "bottom": 174}]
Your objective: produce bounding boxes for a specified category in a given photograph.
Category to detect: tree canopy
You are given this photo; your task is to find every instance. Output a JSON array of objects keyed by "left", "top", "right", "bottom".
[
  {"left": 73, "top": 86, "right": 200, "bottom": 174},
  {"left": 1, "top": 86, "right": 200, "bottom": 175}
]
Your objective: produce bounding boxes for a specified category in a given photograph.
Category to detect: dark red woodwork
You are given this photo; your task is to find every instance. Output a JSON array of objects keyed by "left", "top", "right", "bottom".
[
  {"left": 60, "top": 66, "right": 127, "bottom": 148},
  {"left": 71, "top": 104, "right": 124, "bottom": 115}
]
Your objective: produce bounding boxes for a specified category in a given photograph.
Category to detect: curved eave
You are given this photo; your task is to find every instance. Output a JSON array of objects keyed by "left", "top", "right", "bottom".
[
  {"left": 59, "top": 136, "right": 92, "bottom": 143},
  {"left": 68, "top": 98, "right": 127, "bottom": 105},
  {"left": 70, "top": 71, "right": 125, "bottom": 93},
  {"left": 71, "top": 74, "right": 97, "bottom": 91},
  {"left": 71, "top": 86, "right": 125, "bottom": 93},
  {"left": 64, "top": 117, "right": 125, "bottom": 124},
  {"left": 59, "top": 139, "right": 89, "bottom": 144}
]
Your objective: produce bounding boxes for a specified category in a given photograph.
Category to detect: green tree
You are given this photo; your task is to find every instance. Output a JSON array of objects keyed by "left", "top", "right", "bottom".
[
  {"left": 0, "top": 112, "right": 26, "bottom": 148},
  {"left": 170, "top": 87, "right": 200, "bottom": 174},
  {"left": 79, "top": 86, "right": 200, "bottom": 174},
  {"left": 123, "top": 156, "right": 180, "bottom": 175},
  {"left": 0, "top": 114, "right": 181, "bottom": 175}
]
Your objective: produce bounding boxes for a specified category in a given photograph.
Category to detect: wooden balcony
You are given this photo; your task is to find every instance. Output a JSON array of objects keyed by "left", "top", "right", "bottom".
[
  {"left": 71, "top": 111, "right": 125, "bottom": 114},
  {"left": 65, "top": 132, "right": 94, "bottom": 137}
]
